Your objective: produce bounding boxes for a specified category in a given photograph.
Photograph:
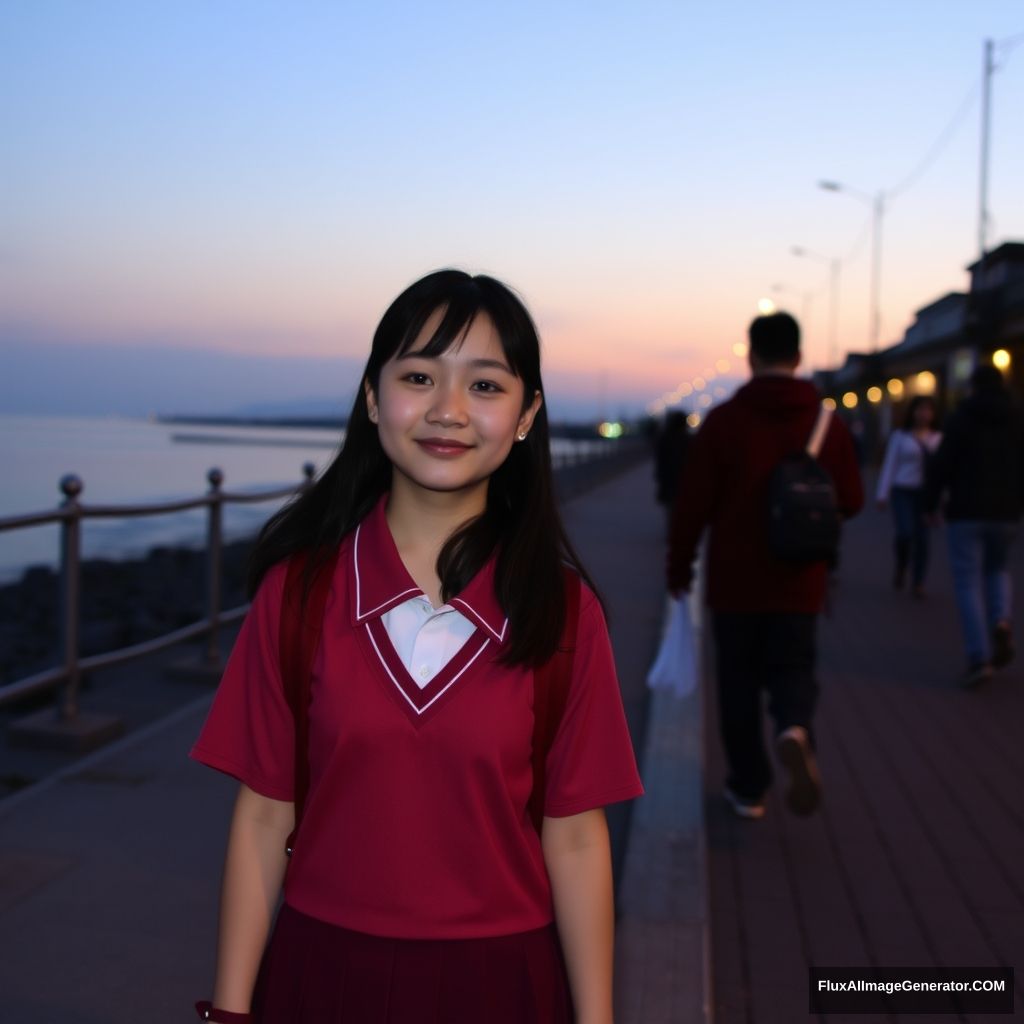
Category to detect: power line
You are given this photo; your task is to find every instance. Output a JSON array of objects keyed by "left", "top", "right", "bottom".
[
  {"left": 880, "top": 30, "right": 1022, "bottom": 202},
  {"left": 994, "top": 29, "right": 1024, "bottom": 55},
  {"left": 888, "top": 79, "right": 981, "bottom": 199}
]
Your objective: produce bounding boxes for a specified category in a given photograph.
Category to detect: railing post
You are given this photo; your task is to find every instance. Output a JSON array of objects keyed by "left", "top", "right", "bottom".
[
  {"left": 205, "top": 467, "right": 224, "bottom": 667},
  {"left": 58, "top": 474, "right": 83, "bottom": 721}
]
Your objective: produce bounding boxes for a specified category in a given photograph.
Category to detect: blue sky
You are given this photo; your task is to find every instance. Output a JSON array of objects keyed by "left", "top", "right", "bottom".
[{"left": 2, "top": 1, "right": 1023, "bottom": 418}]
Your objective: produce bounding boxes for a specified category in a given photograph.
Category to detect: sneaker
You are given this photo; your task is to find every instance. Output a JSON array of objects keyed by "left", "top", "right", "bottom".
[
  {"left": 775, "top": 726, "right": 821, "bottom": 816},
  {"left": 992, "top": 622, "right": 1015, "bottom": 668},
  {"left": 962, "top": 661, "right": 994, "bottom": 689},
  {"left": 723, "top": 786, "right": 765, "bottom": 820}
]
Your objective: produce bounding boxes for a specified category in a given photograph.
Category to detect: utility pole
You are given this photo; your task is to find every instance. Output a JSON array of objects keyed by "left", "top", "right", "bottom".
[
  {"left": 870, "top": 191, "right": 884, "bottom": 352},
  {"left": 979, "top": 38, "right": 994, "bottom": 260}
]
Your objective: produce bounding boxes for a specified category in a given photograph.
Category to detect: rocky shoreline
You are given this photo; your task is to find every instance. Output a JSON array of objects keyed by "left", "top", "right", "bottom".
[{"left": 0, "top": 539, "right": 254, "bottom": 689}]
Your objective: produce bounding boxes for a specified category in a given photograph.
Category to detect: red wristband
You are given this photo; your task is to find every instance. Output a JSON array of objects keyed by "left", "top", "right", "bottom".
[{"left": 195, "top": 1000, "right": 252, "bottom": 1023}]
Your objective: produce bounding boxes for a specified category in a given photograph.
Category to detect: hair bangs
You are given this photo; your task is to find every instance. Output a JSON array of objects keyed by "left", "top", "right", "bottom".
[
  {"left": 388, "top": 275, "right": 539, "bottom": 403},
  {"left": 395, "top": 288, "right": 483, "bottom": 362}
]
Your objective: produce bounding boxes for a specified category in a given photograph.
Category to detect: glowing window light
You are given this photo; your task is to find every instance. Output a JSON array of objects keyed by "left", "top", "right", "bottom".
[
  {"left": 598, "top": 421, "right": 624, "bottom": 439},
  {"left": 716, "top": 359, "right": 731, "bottom": 374},
  {"left": 686, "top": 413, "right": 702, "bottom": 428},
  {"left": 866, "top": 386, "right": 883, "bottom": 404},
  {"left": 823, "top": 397, "right": 837, "bottom": 411},
  {"left": 842, "top": 391, "right": 859, "bottom": 409},
  {"left": 693, "top": 377, "right": 707, "bottom": 391},
  {"left": 887, "top": 378, "right": 904, "bottom": 397},
  {"left": 993, "top": 349, "right": 1011, "bottom": 371},
  {"left": 757, "top": 298, "right": 776, "bottom": 315},
  {"left": 679, "top": 383, "right": 694, "bottom": 397},
  {"left": 915, "top": 371, "right": 937, "bottom": 395},
  {"left": 733, "top": 342, "right": 748, "bottom": 358}
]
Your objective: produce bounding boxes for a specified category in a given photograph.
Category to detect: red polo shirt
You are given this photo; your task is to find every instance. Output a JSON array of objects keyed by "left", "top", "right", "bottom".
[{"left": 191, "top": 497, "right": 643, "bottom": 939}]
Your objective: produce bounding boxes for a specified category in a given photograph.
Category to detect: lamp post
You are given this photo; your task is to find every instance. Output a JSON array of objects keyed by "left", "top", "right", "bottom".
[
  {"left": 819, "top": 180, "right": 884, "bottom": 352},
  {"left": 791, "top": 246, "right": 841, "bottom": 370}
]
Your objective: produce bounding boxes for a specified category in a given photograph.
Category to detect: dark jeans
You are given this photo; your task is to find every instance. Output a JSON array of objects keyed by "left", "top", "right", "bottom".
[
  {"left": 890, "top": 485, "right": 929, "bottom": 586},
  {"left": 711, "top": 612, "right": 818, "bottom": 800},
  {"left": 946, "top": 520, "right": 1018, "bottom": 665}
]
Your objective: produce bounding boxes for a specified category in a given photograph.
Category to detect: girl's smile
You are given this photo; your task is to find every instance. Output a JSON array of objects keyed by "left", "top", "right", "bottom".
[{"left": 415, "top": 437, "right": 473, "bottom": 457}]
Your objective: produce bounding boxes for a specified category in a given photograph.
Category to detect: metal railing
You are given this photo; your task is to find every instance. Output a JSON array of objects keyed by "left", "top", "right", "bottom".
[
  {"left": 0, "top": 438, "right": 630, "bottom": 722},
  {"left": 0, "top": 464, "right": 316, "bottom": 718}
]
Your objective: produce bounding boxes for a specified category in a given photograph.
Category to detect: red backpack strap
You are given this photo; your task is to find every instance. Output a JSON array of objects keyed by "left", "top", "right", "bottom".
[
  {"left": 279, "top": 547, "right": 339, "bottom": 855},
  {"left": 527, "top": 566, "right": 581, "bottom": 835}
]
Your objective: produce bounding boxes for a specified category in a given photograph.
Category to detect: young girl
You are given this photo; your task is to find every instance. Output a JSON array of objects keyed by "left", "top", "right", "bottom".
[
  {"left": 190, "top": 270, "right": 644, "bottom": 1023},
  {"left": 876, "top": 395, "right": 942, "bottom": 597}
]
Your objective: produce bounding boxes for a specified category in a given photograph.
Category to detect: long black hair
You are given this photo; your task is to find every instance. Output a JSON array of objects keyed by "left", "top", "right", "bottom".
[{"left": 248, "top": 269, "right": 600, "bottom": 666}]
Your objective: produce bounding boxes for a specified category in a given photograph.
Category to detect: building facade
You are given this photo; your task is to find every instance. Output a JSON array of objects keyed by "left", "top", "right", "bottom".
[{"left": 816, "top": 241, "right": 1024, "bottom": 460}]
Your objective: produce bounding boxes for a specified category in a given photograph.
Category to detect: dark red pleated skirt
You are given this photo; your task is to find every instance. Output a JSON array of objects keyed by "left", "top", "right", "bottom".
[{"left": 251, "top": 904, "right": 574, "bottom": 1023}]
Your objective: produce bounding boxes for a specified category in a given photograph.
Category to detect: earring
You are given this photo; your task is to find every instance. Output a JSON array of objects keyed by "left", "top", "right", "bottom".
[{"left": 517, "top": 432, "right": 527, "bottom": 441}]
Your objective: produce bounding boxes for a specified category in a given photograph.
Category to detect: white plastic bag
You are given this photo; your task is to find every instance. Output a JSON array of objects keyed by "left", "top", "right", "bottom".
[{"left": 645, "top": 596, "right": 698, "bottom": 697}]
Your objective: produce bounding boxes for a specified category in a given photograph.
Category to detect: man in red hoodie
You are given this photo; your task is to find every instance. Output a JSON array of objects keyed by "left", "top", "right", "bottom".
[{"left": 668, "top": 312, "right": 863, "bottom": 819}]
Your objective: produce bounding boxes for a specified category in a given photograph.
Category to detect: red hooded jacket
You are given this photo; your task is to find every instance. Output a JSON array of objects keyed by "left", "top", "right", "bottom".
[{"left": 667, "top": 376, "right": 864, "bottom": 613}]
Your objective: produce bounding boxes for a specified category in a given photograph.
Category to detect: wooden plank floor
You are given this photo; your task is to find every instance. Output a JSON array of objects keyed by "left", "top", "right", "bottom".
[{"left": 704, "top": 502, "right": 1024, "bottom": 1024}]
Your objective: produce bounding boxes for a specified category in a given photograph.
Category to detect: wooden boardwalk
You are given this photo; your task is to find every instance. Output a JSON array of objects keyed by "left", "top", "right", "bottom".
[{"left": 705, "top": 502, "right": 1024, "bottom": 1023}]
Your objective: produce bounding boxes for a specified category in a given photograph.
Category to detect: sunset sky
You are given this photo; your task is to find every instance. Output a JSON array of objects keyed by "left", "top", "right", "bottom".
[{"left": 2, "top": 1, "right": 1023, "bottom": 419}]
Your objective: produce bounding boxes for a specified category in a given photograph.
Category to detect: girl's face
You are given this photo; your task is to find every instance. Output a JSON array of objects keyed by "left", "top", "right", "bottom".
[{"left": 365, "top": 309, "right": 542, "bottom": 501}]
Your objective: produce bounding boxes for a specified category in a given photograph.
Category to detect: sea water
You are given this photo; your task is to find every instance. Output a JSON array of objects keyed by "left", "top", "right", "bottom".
[{"left": 0, "top": 414, "right": 343, "bottom": 583}]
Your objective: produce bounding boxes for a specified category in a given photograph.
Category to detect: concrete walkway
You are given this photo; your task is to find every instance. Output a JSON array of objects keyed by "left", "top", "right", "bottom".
[{"left": 0, "top": 459, "right": 707, "bottom": 1023}]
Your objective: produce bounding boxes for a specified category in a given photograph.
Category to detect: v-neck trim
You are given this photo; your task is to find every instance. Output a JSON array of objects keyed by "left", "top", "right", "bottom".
[{"left": 360, "top": 616, "right": 493, "bottom": 727}]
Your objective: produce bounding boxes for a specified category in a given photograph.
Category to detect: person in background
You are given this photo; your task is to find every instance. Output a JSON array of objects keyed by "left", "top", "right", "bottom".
[
  {"left": 927, "top": 364, "right": 1024, "bottom": 688},
  {"left": 667, "top": 311, "right": 863, "bottom": 821},
  {"left": 654, "top": 410, "right": 690, "bottom": 514},
  {"left": 876, "top": 396, "right": 942, "bottom": 598}
]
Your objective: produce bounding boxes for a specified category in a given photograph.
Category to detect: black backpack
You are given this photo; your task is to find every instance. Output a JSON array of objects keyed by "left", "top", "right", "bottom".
[{"left": 767, "top": 406, "right": 840, "bottom": 564}]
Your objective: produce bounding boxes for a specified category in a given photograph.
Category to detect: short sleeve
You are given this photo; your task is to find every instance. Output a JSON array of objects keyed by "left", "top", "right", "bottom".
[
  {"left": 542, "top": 588, "right": 645, "bottom": 817},
  {"left": 189, "top": 561, "right": 296, "bottom": 801}
]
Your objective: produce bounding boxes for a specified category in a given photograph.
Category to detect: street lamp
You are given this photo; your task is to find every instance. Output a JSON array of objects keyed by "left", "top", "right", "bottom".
[
  {"left": 819, "top": 180, "right": 885, "bottom": 352},
  {"left": 791, "top": 246, "right": 841, "bottom": 370}
]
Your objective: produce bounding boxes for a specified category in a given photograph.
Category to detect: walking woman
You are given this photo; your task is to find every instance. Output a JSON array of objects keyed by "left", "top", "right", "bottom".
[
  {"left": 190, "top": 270, "right": 643, "bottom": 1023},
  {"left": 876, "top": 395, "right": 942, "bottom": 597}
]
